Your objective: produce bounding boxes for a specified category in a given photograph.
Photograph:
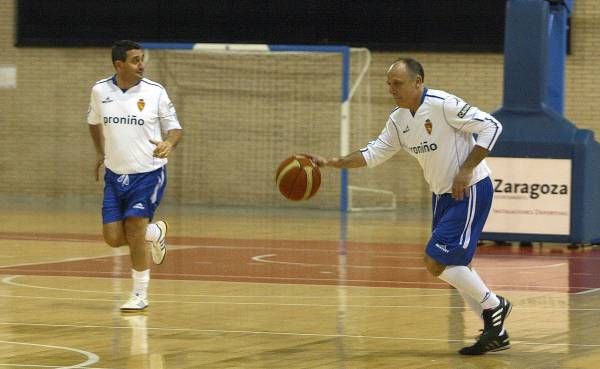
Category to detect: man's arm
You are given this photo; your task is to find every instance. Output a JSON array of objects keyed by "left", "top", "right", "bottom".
[
  {"left": 452, "top": 145, "right": 489, "bottom": 200},
  {"left": 88, "top": 124, "right": 104, "bottom": 181},
  {"left": 150, "top": 129, "right": 183, "bottom": 158},
  {"left": 307, "top": 150, "right": 367, "bottom": 169}
]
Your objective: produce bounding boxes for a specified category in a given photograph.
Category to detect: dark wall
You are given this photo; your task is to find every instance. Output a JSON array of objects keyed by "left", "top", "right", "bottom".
[{"left": 17, "top": 0, "right": 506, "bottom": 51}]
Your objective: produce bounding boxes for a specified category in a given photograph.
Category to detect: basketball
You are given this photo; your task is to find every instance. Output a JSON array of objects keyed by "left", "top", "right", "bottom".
[{"left": 275, "top": 155, "right": 321, "bottom": 201}]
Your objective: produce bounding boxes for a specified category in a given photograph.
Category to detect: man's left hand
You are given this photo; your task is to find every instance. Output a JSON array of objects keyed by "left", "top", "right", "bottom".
[
  {"left": 452, "top": 168, "right": 472, "bottom": 201},
  {"left": 149, "top": 139, "right": 173, "bottom": 158}
]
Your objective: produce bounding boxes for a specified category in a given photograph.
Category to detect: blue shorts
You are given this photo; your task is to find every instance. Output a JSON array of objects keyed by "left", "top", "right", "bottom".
[
  {"left": 102, "top": 166, "right": 167, "bottom": 224},
  {"left": 425, "top": 177, "right": 493, "bottom": 266}
]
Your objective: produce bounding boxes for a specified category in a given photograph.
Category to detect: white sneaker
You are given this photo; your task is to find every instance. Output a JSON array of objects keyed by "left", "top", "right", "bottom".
[
  {"left": 120, "top": 294, "right": 148, "bottom": 312},
  {"left": 151, "top": 220, "right": 168, "bottom": 265}
]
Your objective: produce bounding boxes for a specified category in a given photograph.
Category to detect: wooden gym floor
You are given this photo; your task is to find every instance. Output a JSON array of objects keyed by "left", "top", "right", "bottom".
[{"left": 0, "top": 198, "right": 600, "bottom": 368}]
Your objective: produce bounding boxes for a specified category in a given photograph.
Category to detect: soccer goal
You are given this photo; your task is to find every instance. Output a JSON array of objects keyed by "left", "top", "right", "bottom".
[{"left": 141, "top": 42, "right": 396, "bottom": 212}]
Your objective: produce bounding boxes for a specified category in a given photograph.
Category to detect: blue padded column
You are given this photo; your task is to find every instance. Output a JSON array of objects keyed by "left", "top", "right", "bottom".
[
  {"left": 503, "top": 0, "right": 550, "bottom": 112},
  {"left": 546, "top": 0, "right": 572, "bottom": 114}
]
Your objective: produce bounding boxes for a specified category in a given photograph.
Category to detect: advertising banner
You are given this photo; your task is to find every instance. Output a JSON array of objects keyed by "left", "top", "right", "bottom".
[{"left": 484, "top": 157, "right": 571, "bottom": 235}]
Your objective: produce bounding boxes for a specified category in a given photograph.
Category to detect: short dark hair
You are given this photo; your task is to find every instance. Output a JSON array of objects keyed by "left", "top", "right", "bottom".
[
  {"left": 111, "top": 40, "right": 141, "bottom": 63},
  {"left": 392, "top": 57, "right": 425, "bottom": 82}
]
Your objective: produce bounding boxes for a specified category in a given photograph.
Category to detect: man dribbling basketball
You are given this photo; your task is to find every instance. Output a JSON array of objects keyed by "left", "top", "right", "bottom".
[{"left": 307, "top": 57, "right": 511, "bottom": 355}]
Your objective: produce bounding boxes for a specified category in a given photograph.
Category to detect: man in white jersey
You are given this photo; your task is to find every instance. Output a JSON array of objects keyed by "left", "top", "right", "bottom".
[
  {"left": 308, "top": 58, "right": 511, "bottom": 355},
  {"left": 87, "top": 40, "right": 183, "bottom": 312}
]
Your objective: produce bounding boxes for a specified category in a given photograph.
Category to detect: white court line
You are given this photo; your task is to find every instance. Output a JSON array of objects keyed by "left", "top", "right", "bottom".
[
  {"left": 0, "top": 321, "right": 598, "bottom": 349},
  {"left": 2, "top": 275, "right": 458, "bottom": 299},
  {"left": 0, "top": 340, "right": 99, "bottom": 369},
  {"left": 252, "top": 254, "right": 567, "bottom": 271},
  {"left": 10, "top": 270, "right": 584, "bottom": 290},
  {"left": 0, "top": 291, "right": 597, "bottom": 311},
  {"left": 575, "top": 288, "right": 600, "bottom": 295},
  {"left": 0, "top": 245, "right": 199, "bottom": 270},
  {"left": 252, "top": 254, "right": 421, "bottom": 269},
  {"left": 0, "top": 363, "right": 115, "bottom": 369},
  {"left": 1, "top": 271, "right": 582, "bottom": 292}
]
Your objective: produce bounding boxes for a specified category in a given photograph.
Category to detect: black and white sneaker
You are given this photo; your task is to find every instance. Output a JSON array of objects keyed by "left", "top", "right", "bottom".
[
  {"left": 459, "top": 329, "right": 511, "bottom": 355},
  {"left": 483, "top": 295, "right": 512, "bottom": 332},
  {"left": 459, "top": 295, "right": 513, "bottom": 355}
]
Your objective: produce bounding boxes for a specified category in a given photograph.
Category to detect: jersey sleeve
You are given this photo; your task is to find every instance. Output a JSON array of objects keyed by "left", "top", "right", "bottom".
[
  {"left": 158, "top": 90, "right": 183, "bottom": 132},
  {"left": 442, "top": 96, "right": 503, "bottom": 151},
  {"left": 360, "top": 118, "right": 403, "bottom": 168},
  {"left": 87, "top": 88, "right": 102, "bottom": 125}
]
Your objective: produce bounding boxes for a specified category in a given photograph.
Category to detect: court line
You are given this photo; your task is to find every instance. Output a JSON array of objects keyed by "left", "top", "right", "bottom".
[
  {"left": 0, "top": 340, "right": 99, "bottom": 369},
  {"left": 252, "top": 254, "right": 422, "bottom": 269},
  {"left": 575, "top": 288, "right": 600, "bottom": 295},
  {"left": 0, "top": 245, "right": 199, "bottom": 270},
  {"left": 0, "top": 291, "right": 596, "bottom": 311},
  {"left": 4, "top": 232, "right": 600, "bottom": 261},
  {"left": 0, "top": 366, "right": 113, "bottom": 369},
  {"left": 0, "top": 270, "right": 580, "bottom": 291},
  {"left": 2, "top": 275, "right": 458, "bottom": 298},
  {"left": 0, "top": 321, "right": 598, "bottom": 349},
  {"left": 252, "top": 254, "right": 568, "bottom": 270}
]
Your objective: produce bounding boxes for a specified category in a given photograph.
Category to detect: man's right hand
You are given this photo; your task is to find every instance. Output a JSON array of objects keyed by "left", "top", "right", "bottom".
[{"left": 300, "top": 153, "right": 334, "bottom": 168}]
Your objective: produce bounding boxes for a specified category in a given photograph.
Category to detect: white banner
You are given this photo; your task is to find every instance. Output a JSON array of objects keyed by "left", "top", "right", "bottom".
[{"left": 484, "top": 157, "right": 571, "bottom": 235}]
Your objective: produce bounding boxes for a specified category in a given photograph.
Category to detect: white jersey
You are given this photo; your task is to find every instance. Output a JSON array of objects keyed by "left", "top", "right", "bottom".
[
  {"left": 87, "top": 76, "right": 182, "bottom": 175},
  {"left": 360, "top": 88, "right": 502, "bottom": 195}
]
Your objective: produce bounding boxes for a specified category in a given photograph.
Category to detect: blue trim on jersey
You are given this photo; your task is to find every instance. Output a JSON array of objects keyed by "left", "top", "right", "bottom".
[
  {"left": 420, "top": 87, "right": 429, "bottom": 105},
  {"left": 111, "top": 75, "right": 143, "bottom": 93},
  {"left": 95, "top": 77, "right": 112, "bottom": 85},
  {"left": 484, "top": 117, "right": 501, "bottom": 149},
  {"left": 141, "top": 79, "right": 164, "bottom": 90},
  {"left": 426, "top": 95, "right": 445, "bottom": 100}
]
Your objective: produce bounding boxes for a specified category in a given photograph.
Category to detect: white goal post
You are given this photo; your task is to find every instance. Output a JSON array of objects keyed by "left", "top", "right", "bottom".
[{"left": 141, "top": 42, "right": 396, "bottom": 212}]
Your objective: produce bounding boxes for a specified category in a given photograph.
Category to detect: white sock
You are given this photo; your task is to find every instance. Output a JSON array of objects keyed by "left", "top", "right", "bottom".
[
  {"left": 439, "top": 266, "right": 500, "bottom": 311},
  {"left": 471, "top": 268, "right": 500, "bottom": 310},
  {"left": 132, "top": 269, "right": 150, "bottom": 299},
  {"left": 145, "top": 223, "right": 160, "bottom": 242},
  {"left": 457, "top": 288, "right": 483, "bottom": 320}
]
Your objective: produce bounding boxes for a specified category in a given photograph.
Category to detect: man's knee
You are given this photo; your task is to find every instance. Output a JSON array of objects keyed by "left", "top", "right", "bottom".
[
  {"left": 103, "top": 222, "right": 126, "bottom": 247},
  {"left": 103, "top": 232, "right": 125, "bottom": 247},
  {"left": 423, "top": 254, "right": 446, "bottom": 277},
  {"left": 124, "top": 217, "right": 148, "bottom": 244}
]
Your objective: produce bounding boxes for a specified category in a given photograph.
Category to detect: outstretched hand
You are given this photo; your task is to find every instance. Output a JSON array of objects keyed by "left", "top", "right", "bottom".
[
  {"left": 150, "top": 139, "right": 173, "bottom": 158},
  {"left": 300, "top": 153, "right": 342, "bottom": 168}
]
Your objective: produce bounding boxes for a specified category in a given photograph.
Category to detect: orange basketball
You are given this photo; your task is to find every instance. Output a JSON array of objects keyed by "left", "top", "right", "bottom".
[{"left": 275, "top": 155, "right": 321, "bottom": 201}]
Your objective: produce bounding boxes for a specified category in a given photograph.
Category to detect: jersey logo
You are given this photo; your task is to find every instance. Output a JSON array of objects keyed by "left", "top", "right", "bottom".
[
  {"left": 457, "top": 103, "right": 471, "bottom": 118},
  {"left": 434, "top": 243, "right": 449, "bottom": 253},
  {"left": 402, "top": 125, "right": 410, "bottom": 133},
  {"left": 117, "top": 174, "right": 130, "bottom": 186},
  {"left": 137, "top": 98, "right": 145, "bottom": 112},
  {"left": 424, "top": 119, "right": 433, "bottom": 135},
  {"left": 101, "top": 96, "right": 113, "bottom": 104},
  {"left": 408, "top": 141, "right": 438, "bottom": 154}
]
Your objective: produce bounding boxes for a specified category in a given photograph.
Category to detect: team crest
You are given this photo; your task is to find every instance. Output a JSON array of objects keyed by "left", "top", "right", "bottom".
[
  {"left": 424, "top": 119, "right": 433, "bottom": 135},
  {"left": 137, "top": 99, "right": 145, "bottom": 111}
]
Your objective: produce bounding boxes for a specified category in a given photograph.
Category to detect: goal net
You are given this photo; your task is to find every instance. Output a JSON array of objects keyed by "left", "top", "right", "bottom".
[{"left": 143, "top": 43, "right": 395, "bottom": 211}]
